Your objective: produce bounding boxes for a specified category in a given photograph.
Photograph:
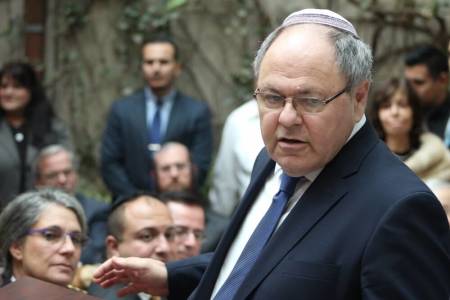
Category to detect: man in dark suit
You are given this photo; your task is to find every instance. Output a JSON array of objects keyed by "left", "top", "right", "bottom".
[
  {"left": 93, "top": 9, "right": 450, "bottom": 299},
  {"left": 34, "top": 144, "right": 109, "bottom": 264},
  {"left": 101, "top": 35, "right": 213, "bottom": 199}
]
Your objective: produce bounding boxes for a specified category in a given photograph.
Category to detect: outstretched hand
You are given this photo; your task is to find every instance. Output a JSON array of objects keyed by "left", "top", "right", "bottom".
[{"left": 93, "top": 256, "right": 169, "bottom": 297}]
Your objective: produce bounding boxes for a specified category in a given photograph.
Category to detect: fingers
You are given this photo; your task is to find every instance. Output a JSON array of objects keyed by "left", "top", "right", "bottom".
[
  {"left": 117, "top": 283, "right": 140, "bottom": 297},
  {"left": 93, "top": 257, "right": 128, "bottom": 286}
]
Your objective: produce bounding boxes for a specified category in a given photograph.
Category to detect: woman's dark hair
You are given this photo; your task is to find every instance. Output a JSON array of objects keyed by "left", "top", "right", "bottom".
[
  {"left": 0, "top": 61, "right": 55, "bottom": 147},
  {"left": 369, "top": 77, "right": 424, "bottom": 151}
]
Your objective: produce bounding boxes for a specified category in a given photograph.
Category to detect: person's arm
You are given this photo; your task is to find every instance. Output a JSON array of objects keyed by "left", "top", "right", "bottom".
[
  {"left": 93, "top": 257, "right": 169, "bottom": 297},
  {"left": 93, "top": 253, "right": 212, "bottom": 299},
  {"left": 361, "top": 192, "right": 450, "bottom": 299},
  {"left": 208, "top": 112, "right": 240, "bottom": 217},
  {"left": 101, "top": 102, "right": 137, "bottom": 197}
]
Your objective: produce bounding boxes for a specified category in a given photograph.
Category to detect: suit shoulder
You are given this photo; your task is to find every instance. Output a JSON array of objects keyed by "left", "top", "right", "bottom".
[
  {"left": 111, "top": 90, "right": 145, "bottom": 108},
  {"left": 176, "top": 92, "right": 210, "bottom": 110}
]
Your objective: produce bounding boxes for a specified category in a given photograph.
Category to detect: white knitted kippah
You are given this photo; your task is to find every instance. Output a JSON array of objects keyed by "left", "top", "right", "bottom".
[{"left": 282, "top": 8, "right": 358, "bottom": 38}]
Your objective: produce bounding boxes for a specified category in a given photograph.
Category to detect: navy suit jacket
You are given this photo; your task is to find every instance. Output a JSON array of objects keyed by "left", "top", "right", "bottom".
[
  {"left": 101, "top": 89, "right": 213, "bottom": 198},
  {"left": 167, "top": 122, "right": 450, "bottom": 299},
  {"left": 77, "top": 193, "right": 109, "bottom": 264}
]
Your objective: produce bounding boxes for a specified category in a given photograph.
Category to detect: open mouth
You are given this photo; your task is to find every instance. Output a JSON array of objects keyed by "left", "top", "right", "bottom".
[{"left": 279, "top": 137, "right": 304, "bottom": 144}]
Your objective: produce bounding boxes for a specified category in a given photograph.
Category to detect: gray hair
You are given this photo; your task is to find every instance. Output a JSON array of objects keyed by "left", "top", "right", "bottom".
[
  {"left": 0, "top": 189, "right": 87, "bottom": 276},
  {"left": 34, "top": 144, "right": 79, "bottom": 179},
  {"left": 253, "top": 23, "right": 373, "bottom": 90}
]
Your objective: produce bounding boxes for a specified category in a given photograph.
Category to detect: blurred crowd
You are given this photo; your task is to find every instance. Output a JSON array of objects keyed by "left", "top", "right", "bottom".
[{"left": 0, "top": 33, "right": 449, "bottom": 298}]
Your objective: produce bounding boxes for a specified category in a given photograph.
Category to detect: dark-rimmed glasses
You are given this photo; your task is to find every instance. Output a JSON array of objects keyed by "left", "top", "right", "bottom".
[
  {"left": 254, "top": 86, "right": 349, "bottom": 114},
  {"left": 27, "top": 226, "right": 88, "bottom": 248}
]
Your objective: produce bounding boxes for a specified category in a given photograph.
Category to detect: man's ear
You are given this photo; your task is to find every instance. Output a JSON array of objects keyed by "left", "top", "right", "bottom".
[
  {"left": 352, "top": 80, "right": 370, "bottom": 122},
  {"left": 437, "top": 72, "right": 449, "bottom": 84},
  {"left": 105, "top": 235, "right": 120, "bottom": 258},
  {"left": 9, "top": 242, "right": 24, "bottom": 261}
]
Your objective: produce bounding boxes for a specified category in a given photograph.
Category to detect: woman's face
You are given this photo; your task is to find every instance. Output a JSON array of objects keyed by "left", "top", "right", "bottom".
[
  {"left": 9, "top": 204, "right": 82, "bottom": 286},
  {"left": 378, "top": 88, "right": 413, "bottom": 138},
  {"left": 0, "top": 76, "right": 31, "bottom": 114}
]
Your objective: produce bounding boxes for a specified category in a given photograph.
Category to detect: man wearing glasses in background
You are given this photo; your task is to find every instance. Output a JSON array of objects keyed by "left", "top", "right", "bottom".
[
  {"left": 154, "top": 142, "right": 228, "bottom": 253},
  {"left": 160, "top": 191, "right": 206, "bottom": 260}
]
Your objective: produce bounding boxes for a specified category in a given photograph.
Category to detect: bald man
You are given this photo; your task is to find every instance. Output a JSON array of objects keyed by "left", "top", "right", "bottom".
[{"left": 88, "top": 193, "right": 174, "bottom": 299}]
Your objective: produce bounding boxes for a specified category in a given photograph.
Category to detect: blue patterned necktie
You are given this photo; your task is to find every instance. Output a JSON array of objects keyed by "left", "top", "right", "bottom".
[
  {"left": 149, "top": 99, "right": 162, "bottom": 148},
  {"left": 213, "top": 173, "right": 302, "bottom": 300}
]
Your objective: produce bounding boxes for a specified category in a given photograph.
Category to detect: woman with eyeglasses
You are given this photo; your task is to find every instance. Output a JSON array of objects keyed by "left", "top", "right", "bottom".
[
  {"left": 0, "top": 62, "right": 72, "bottom": 211},
  {"left": 0, "top": 189, "right": 87, "bottom": 287}
]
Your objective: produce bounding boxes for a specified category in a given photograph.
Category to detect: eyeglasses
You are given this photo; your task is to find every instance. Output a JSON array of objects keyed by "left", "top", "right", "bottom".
[
  {"left": 254, "top": 86, "right": 349, "bottom": 114},
  {"left": 27, "top": 226, "right": 88, "bottom": 248},
  {"left": 172, "top": 225, "right": 205, "bottom": 241}
]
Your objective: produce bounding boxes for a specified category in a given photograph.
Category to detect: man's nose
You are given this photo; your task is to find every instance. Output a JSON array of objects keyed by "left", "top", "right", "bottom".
[
  {"left": 183, "top": 231, "right": 197, "bottom": 248},
  {"left": 278, "top": 102, "right": 302, "bottom": 127},
  {"left": 57, "top": 172, "right": 67, "bottom": 184}
]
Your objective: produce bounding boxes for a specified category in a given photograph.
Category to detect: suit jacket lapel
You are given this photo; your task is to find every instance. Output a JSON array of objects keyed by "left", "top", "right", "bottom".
[
  {"left": 191, "top": 149, "right": 275, "bottom": 299},
  {"left": 234, "top": 122, "right": 380, "bottom": 299},
  {"left": 0, "top": 120, "right": 19, "bottom": 162},
  {"left": 132, "top": 91, "right": 150, "bottom": 157},
  {"left": 164, "top": 91, "right": 182, "bottom": 142}
]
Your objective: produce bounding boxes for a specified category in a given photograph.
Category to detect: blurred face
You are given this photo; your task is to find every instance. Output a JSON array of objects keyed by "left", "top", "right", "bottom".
[
  {"left": 404, "top": 64, "right": 446, "bottom": 108},
  {"left": 142, "top": 42, "right": 181, "bottom": 96},
  {"left": 378, "top": 89, "right": 413, "bottom": 139},
  {"left": 108, "top": 197, "right": 174, "bottom": 262},
  {"left": 167, "top": 201, "right": 205, "bottom": 259},
  {"left": 256, "top": 25, "right": 367, "bottom": 176},
  {"left": 0, "top": 76, "right": 31, "bottom": 115},
  {"left": 36, "top": 151, "right": 77, "bottom": 194},
  {"left": 10, "top": 204, "right": 82, "bottom": 286},
  {"left": 155, "top": 145, "right": 192, "bottom": 192}
]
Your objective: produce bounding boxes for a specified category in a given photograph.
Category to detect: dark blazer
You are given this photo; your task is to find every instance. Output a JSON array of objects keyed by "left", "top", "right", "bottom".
[
  {"left": 0, "top": 117, "right": 72, "bottom": 210},
  {"left": 167, "top": 122, "right": 450, "bottom": 300},
  {"left": 101, "top": 89, "right": 213, "bottom": 199},
  {"left": 77, "top": 193, "right": 109, "bottom": 264}
]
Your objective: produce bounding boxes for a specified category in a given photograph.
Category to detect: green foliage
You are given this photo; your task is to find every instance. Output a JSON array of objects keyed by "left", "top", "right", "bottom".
[
  {"left": 63, "top": 1, "right": 91, "bottom": 33},
  {"left": 117, "top": 0, "right": 188, "bottom": 46}
]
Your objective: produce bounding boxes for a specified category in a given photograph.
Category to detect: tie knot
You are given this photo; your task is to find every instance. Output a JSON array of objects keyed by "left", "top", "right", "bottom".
[{"left": 279, "top": 173, "right": 301, "bottom": 196}]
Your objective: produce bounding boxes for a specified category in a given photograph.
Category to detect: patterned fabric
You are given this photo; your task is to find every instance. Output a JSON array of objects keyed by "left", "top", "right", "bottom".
[{"left": 283, "top": 8, "right": 358, "bottom": 38}]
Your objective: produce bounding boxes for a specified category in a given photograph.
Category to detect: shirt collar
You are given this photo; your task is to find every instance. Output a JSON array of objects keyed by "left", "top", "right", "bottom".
[{"left": 144, "top": 87, "right": 176, "bottom": 104}]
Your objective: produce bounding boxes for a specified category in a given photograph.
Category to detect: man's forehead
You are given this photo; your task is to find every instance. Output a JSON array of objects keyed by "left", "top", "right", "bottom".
[{"left": 405, "top": 64, "right": 432, "bottom": 79}]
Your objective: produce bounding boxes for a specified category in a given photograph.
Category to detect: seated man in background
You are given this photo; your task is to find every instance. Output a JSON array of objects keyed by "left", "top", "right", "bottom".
[
  {"left": 154, "top": 142, "right": 228, "bottom": 252},
  {"left": 160, "top": 191, "right": 206, "bottom": 260},
  {"left": 34, "top": 144, "right": 109, "bottom": 264},
  {"left": 88, "top": 192, "right": 174, "bottom": 299},
  {"left": 153, "top": 142, "right": 195, "bottom": 193}
]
